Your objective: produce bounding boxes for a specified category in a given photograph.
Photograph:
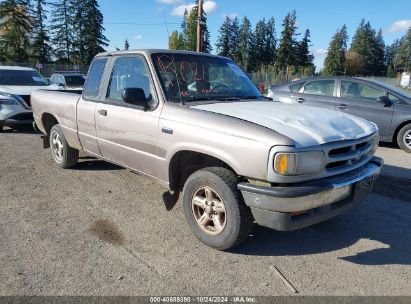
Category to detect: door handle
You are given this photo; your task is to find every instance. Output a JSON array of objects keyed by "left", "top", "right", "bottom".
[
  {"left": 337, "top": 104, "right": 348, "bottom": 110},
  {"left": 297, "top": 98, "right": 305, "bottom": 103},
  {"left": 98, "top": 109, "right": 107, "bottom": 116}
]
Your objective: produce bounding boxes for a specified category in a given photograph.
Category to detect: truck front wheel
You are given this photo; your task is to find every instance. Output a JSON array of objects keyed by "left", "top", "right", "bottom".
[
  {"left": 49, "top": 124, "right": 79, "bottom": 168},
  {"left": 183, "top": 167, "right": 253, "bottom": 250}
]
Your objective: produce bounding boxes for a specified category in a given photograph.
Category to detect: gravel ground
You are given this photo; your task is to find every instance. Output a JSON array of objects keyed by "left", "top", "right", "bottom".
[{"left": 0, "top": 128, "right": 410, "bottom": 296}]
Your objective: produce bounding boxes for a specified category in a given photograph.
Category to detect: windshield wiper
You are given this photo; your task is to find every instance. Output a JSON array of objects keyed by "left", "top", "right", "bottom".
[
  {"left": 215, "top": 97, "right": 241, "bottom": 101},
  {"left": 179, "top": 96, "right": 214, "bottom": 104},
  {"left": 239, "top": 95, "right": 273, "bottom": 100}
]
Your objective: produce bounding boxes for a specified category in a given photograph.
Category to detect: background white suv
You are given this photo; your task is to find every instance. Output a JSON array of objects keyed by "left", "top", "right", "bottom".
[{"left": 0, "top": 66, "right": 58, "bottom": 132}]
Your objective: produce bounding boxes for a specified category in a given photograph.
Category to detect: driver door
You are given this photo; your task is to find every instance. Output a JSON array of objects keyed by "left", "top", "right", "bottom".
[{"left": 95, "top": 55, "right": 162, "bottom": 177}]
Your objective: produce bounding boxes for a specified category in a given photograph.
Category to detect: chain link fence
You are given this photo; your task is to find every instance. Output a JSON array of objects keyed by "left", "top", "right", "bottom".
[{"left": 0, "top": 62, "right": 89, "bottom": 77}]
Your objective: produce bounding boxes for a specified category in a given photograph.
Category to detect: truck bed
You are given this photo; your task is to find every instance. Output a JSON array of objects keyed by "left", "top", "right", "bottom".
[{"left": 31, "top": 90, "right": 82, "bottom": 147}]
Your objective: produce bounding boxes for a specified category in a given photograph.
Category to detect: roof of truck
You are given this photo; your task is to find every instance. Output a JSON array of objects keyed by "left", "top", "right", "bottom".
[
  {"left": 0, "top": 66, "right": 35, "bottom": 71},
  {"left": 95, "top": 49, "right": 227, "bottom": 59}
]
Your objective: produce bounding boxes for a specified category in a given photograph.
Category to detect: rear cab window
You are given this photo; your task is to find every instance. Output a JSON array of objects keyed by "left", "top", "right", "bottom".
[{"left": 83, "top": 58, "right": 108, "bottom": 100}]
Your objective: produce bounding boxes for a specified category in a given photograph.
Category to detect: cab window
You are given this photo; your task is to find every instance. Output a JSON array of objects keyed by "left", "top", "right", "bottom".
[
  {"left": 303, "top": 80, "right": 335, "bottom": 96},
  {"left": 107, "top": 56, "right": 153, "bottom": 102},
  {"left": 341, "top": 80, "right": 384, "bottom": 102}
]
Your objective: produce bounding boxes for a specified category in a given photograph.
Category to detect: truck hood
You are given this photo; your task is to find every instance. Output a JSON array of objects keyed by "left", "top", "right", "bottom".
[
  {"left": 0, "top": 85, "right": 59, "bottom": 95},
  {"left": 191, "top": 101, "right": 377, "bottom": 148}
]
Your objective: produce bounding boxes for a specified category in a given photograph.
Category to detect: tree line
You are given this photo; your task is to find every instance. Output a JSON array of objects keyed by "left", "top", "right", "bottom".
[
  {"left": 169, "top": 9, "right": 315, "bottom": 77},
  {"left": 0, "top": 0, "right": 108, "bottom": 65},
  {"left": 323, "top": 19, "right": 411, "bottom": 76}
]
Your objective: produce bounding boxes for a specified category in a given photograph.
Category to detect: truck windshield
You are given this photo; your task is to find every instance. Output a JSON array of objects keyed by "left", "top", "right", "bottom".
[
  {"left": 151, "top": 53, "right": 261, "bottom": 103},
  {"left": 0, "top": 69, "right": 48, "bottom": 86}
]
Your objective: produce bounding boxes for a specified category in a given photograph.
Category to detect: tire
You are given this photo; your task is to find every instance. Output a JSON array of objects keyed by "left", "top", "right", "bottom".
[
  {"left": 182, "top": 167, "right": 253, "bottom": 250},
  {"left": 0, "top": 125, "right": 3, "bottom": 132},
  {"left": 49, "top": 124, "right": 79, "bottom": 168},
  {"left": 397, "top": 124, "right": 411, "bottom": 153}
]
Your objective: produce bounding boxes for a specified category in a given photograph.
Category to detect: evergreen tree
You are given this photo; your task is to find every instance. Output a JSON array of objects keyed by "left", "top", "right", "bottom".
[
  {"left": 51, "top": 0, "right": 74, "bottom": 63},
  {"left": 350, "top": 19, "right": 380, "bottom": 75},
  {"left": 263, "top": 17, "right": 276, "bottom": 69},
  {"left": 32, "top": 0, "right": 51, "bottom": 63},
  {"left": 81, "top": 0, "right": 109, "bottom": 64},
  {"left": 180, "top": 8, "right": 188, "bottom": 49},
  {"left": 322, "top": 26, "right": 348, "bottom": 76},
  {"left": 372, "top": 29, "right": 386, "bottom": 75},
  {"left": 186, "top": 7, "right": 197, "bottom": 51},
  {"left": 238, "top": 16, "right": 252, "bottom": 71},
  {"left": 339, "top": 24, "right": 348, "bottom": 68},
  {"left": 202, "top": 27, "right": 212, "bottom": 53},
  {"left": 229, "top": 16, "right": 241, "bottom": 62},
  {"left": 277, "top": 10, "right": 298, "bottom": 73},
  {"left": 169, "top": 31, "right": 185, "bottom": 50},
  {"left": 215, "top": 16, "right": 232, "bottom": 57},
  {"left": 297, "top": 29, "right": 314, "bottom": 73},
  {"left": 250, "top": 19, "right": 267, "bottom": 72},
  {"left": 385, "top": 39, "right": 400, "bottom": 77},
  {"left": 71, "top": 0, "right": 87, "bottom": 64},
  {"left": 0, "top": 0, "right": 33, "bottom": 62},
  {"left": 169, "top": 31, "right": 179, "bottom": 49},
  {"left": 124, "top": 39, "right": 130, "bottom": 50}
]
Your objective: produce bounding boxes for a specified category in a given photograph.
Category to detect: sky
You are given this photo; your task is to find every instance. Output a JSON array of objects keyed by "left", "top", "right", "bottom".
[{"left": 99, "top": 0, "right": 411, "bottom": 70}]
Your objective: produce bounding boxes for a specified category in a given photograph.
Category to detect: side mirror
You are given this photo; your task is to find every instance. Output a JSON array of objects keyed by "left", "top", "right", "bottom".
[
  {"left": 377, "top": 96, "right": 393, "bottom": 107},
  {"left": 122, "top": 88, "right": 149, "bottom": 109}
]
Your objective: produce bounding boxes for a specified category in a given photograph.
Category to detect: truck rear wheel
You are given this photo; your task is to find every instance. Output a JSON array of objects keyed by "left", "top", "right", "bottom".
[
  {"left": 397, "top": 123, "right": 411, "bottom": 153},
  {"left": 49, "top": 124, "right": 79, "bottom": 168},
  {"left": 182, "top": 167, "right": 253, "bottom": 250}
]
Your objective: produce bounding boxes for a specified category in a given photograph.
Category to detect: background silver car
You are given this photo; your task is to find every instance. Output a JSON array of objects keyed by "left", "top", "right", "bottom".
[
  {"left": 268, "top": 77, "right": 411, "bottom": 152},
  {"left": 0, "top": 66, "right": 56, "bottom": 132}
]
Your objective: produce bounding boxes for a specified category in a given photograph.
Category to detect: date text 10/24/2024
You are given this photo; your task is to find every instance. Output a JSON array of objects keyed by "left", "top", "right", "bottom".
[{"left": 149, "top": 296, "right": 257, "bottom": 303}]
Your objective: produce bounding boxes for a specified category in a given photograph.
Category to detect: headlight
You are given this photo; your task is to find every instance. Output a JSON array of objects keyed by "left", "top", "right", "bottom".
[
  {"left": 0, "top": 92, "right": 20, "bottom": 105},
  {"left": 274, "top": 151, "right": 326, "bottom": 176}
]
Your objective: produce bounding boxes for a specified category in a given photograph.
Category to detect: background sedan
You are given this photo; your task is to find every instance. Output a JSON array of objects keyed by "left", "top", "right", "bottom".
[{"left": 268, "top": 77, "right": 411, "bottom": 153}]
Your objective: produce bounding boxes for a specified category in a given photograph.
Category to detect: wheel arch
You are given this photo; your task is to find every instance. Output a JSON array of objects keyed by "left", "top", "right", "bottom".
[
  {"left": 393, "top": 120, "right": 411, "bottom": 144},
  {"left": 41, "top": 112, "right": 59, "bottom": 135},
  {"left": 168, "top": 150, "right": 240, "bottom": 192}
]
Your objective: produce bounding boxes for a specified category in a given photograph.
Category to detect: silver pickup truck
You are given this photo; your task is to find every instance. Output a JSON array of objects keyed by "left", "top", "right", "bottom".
[{"left": 31, "top": 50, "right": 383, "bottom": 250}]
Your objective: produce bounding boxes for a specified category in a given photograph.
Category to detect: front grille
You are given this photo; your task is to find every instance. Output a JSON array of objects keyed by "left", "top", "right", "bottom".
[
  {"left": 18, "top": 95, "right": 31, "bottom": 107},
  {"left": 325, "top": 135, "right": 375, "bottom": 174}
]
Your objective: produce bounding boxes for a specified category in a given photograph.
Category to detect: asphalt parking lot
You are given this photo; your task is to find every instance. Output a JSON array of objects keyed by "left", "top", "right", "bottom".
[{"left": 0, "top": 128, "right": 410, "bottom": 296}]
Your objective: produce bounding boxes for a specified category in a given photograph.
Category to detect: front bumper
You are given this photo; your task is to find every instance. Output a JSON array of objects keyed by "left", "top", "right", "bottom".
[
  {"left": 0, "top": 104, "right": 33, "bottom": 127},
  {"left": 238, "top": 157, "right": 383, "bottom": 231}
]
